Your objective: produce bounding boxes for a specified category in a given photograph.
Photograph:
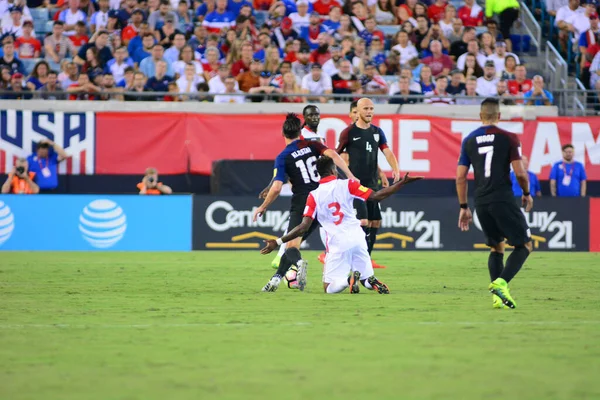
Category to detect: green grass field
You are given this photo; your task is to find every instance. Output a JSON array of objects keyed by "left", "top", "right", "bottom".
[{"left": 1, "top": 251, "right": 599, "bottom": 400}]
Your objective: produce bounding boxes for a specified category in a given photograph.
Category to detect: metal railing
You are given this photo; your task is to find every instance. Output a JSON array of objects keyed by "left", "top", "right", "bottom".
[
  {"left": 572, "top": 78, "right": 588, "bottom": 116},
  {"left": 519, "top": 0, "right": 543, "bottom": 55},
  {"left": 544, "top": 42, "right": 569, "bottom": 113}
]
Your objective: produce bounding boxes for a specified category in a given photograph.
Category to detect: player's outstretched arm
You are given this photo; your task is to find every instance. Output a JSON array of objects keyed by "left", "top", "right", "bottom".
[
  {"left": 260, "top": 216, "right": 312, "bottom": 254},
  {"left": 369, "top": 172, "right": 423, "bottom": 202},
  {"left": 253, "top": 180, "right": 284, "bottom": 222},
  {"left": 323, "top": 149, "right": 358, "bottom": 182}
]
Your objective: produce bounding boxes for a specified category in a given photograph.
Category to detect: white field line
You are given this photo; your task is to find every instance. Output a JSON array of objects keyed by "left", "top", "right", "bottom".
[{"left": 0, "top": 321, "right": 599, "bottom": 329}]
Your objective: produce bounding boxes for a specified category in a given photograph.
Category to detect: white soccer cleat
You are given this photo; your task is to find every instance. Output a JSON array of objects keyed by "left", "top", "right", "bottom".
[
  {"left": 296, "top": 260, "right": 308, "bottom": 292},
  {"left": 262, "top": 276, "right": 281, "bottom": 292}
]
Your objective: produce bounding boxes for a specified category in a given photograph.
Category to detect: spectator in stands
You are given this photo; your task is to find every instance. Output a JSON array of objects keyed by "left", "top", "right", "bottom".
[
  {"left": 322, "top": 45, "right": 343, "bottom": 76},
  {"left": 391, "top": 30, "right": 419, "bottom": 67},
  {"left": 227, "top": 0, "right": 253, "bottom": 16},
  {"left": 372, "top": 0, "right": 395, "bottom": 25},
  {"left": 418, "top": 64, "right": 435, "bottom": 94},
  {"left": 495, "top": 79, "right": 516, "bottom": 105},
  {"left": 253, "top": 33, "right": 274, "bottom": 62},
  {"left": 214, "top": 75, "right": 245, "bottom": 103},
  {"left": 428, "top": 0, "right": 447, "bottom": 23},
  {"left": 81, "top": 47, "right": 104, "bottom": 79},
  {"left": 476, "top": 60, "right": 499, "bottom": 95},
  {"left": 485, "top": 0, "right": 519, "bottom": 51},
  {"left": 155, "top": 14, "right": 180, "bottom": 48},
  {"left": 237, "top": 58, "right": 262, "bottom": 92},
  {"left": 420, "top": 21, "right": 451, "bottom": 52},
  {"left": 195, "top": 0, "right": 215, "bottom": 22},
  {"left": 0, "top": 0, "right": 32, "bottom": 27},
  {"left": 360, "top": 61, "right": 387, "bottom": 100},
  {"left": 27, "top": 139, "right": 68, "bottom": 193},
  {"left": 230, "top": 42, "right": 253, "bottom": 76},
  {"left": 209, "top": 64, "right": 237, "bottom": 93},
  {"left": 149, "top": 0, "right": 177, "bottom": 30},
  {"left": 172, "top": 45, "right": 203, "bottom": 78},
  {"left": 98, "top": 73, "right": 123, "bottom": 101},
  {"left": 0, "top": 66, "right": 9, "bottom": 89},
  {"left": 312, "top": 0, "right": 341, "bottom": 16},
  {"left": 128, "top": 22, "right": 153, "bottom": 57},
  {"left": 500, "top": 54, "right": 517, "bottom": 79},
  {"left": 272, "top": 17, "right": 298, "bottom": 49},
  {"left": 164, "top": 32, "right": 186, "bottom": 63},
  {"left": 524, "top": 75, "right": 554, "bottom": 105},
  {"left": 456, "top": 76, "right": 480, "bottom": 104},
  {"left": 59, "top": 0, "right": 87, "bottom": 36},
  {"left": 122, "top": 10, "right": 146, "bottom": 46},
  {"left": 90, "top": 0, "right": 110, "bottom": 33},
  {"left": 424, "top": 75, "right": 454, "bottom": 104},
  {"left": 457, "top": 0, "right": 483, "bottom": 27},
  {"left": 69, "top": 21, "right": 89, "bottom": 53},
  {"left": 588, "top": 48, "right": 600, "bottom": 87},
  {"left": 321, "top": 6, "right": 342, "bottom": 36},
  {"left": 202, "top": 0, "right": 235, "bottom": 33},
  {"left": 350, "top": 1, "right": 369, "bottom": 30},
  {"left": 463, "top": 52, "right": 484, "bottom": 78},
  {"left": 145, "top": 59, "right": 173, "bottom": 94},
  {"left": 176, "top": 0, "right": 193, "bottom": 34},
  {"left": 264, "top": 46, "right": 282, "bottom": 75},
  {"left": 456, "top": 39, "right": 486, "bottom": 69},
  {"left": 289, "top": 0, "right": 310, "bottom": 33},
  {"left": 301, "top": 62, "right": 332, "bottom": 102},
  {"left": 132, "top": 33, "right": 155, "bottom": 65},
  {"left": 550, "top": 144, "right": 587, "bottom": 197},
  {"left": 2, "top": 6, "right": 31, "bottom": 37},
  {"left": 412, "top": 18, "right": 429, "bottom": 53},
  {"left": 568, "top": 2, "right": 595, "bottom": 47},
  {"left": 449, "top": 26, "right": 475, "bottom": 60},
  {"left": 369, "top": 37, "right": 386, "bottom": 71},
  {"left": 163, "top": 81, "right": 181, "bottom": 101},
  {"left": 359, "top": 17, "right": 385, "bottom": 46},
  {"left": 15, "top": 21, "right": 40, "bottom": 59},
  {"left": 479, "top": 31, "right": 495, "bottom": 56},
  {"left": 138, "top": 168, "right": 172, "bottom": 195},
  {"left": 331, "top": 59, "right": 359, "bottom": 99},
  {"left": 350, "top": 38, "right": 368, "bottom": 72},
  {"left": 67, "top": 72, "right": 100, "bottom": 100},
  {"left": 202, "top": 46, "right": 222, "bottom": 80},
  {"left": 511, "top": 156, "right": 542, "bottom": 197},
  {"left": 486, "top": 40, "right": 519, "bottom": 78},
  {"left": 335, "top": 14, "right": 356, "bottom": 39},
  {"left": 439, "top": 5, "right": 456, "bottom": 36},
  {"left": 74, "top": 30, "right": 113, "bottom": 68},
  {"left": 396, "top": 0, "right": 417, "bottom": 25},
  {"left": 546, "top": 0, "right": 569, "bottom": 17},
  {"left": 292, "top": 46, "right": 311, "bottom": 82},
  {"left": 0, "top": 39, "right": 24, "bottom": 75},
  {"left": 447, "top": 18, "right": 464, "bottom": 44},
  {"left": 579, "top": 10, "right": 600, "bottom": 88},
  {"left": 124, "top": 71, "right": 152, "bottom": 100},
  {"left": 279, "top": 71, "right": 304, "bottom": 102},
  {"left": 118, "top": 0, "right": 140, "bottom": 24},
  {"left": 2, "top": 72, "right": 31, "bottom": 99},
  {"left": 555, "top": 0, "right": 584, "bottom": 52},
  {"left": 25, "top": 60, "right": 50, "bottom": 91},
  {"left": 106, "top": 46, "right": 134, "bottom": 83},
  {"left": 389, "top": 76, "right": 421, "bottom": 104},
  {"left": 38, "top": 70, "right": 66, "bottom": 100},
  {"left": 311, "top": 33, "right": 332, "bottom": 66},
  {"left": 248, "top": 70, "right": 281, "bottom": 101},
  {"left": 507, "top": 63, "right": 532, "bottom": 99},
  {"left": 388, "top": 67, "right": 421, "bottom": 95},
  {"left": 116, "top": 66, "right": 134, "bottom": 89},
  {"left": 177, "top": 62, "right": 204, "bottom": 99},
  {"left": 271, "top": 61, "right": 291, "bottom": 86},
  {"left": 1, "top": 158, "right": 39, "bottom": 195},
  {"left": 421, "top": 40, "right": 453, "bottom": 77},
  {"left": 140, "top": 43, "right": 174, "bottom": 78},
  {"left": 187, "top": 24, "right": 208, "bottom": 50},
  {"left": 447, "top": 69, "right": 466, "bottom": 94},
  {"left": 301, "top": 12, "right": 325, "bottom": 50},
  {"left": 59, "top": 61, "right": 79, "bottom": 89}
]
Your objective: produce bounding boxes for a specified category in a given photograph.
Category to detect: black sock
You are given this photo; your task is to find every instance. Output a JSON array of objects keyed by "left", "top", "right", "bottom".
[
  {"left": 367, "top": 227, "right": 378, "bottom": 255},
  {"left": 488, "top": 252, "right": 504, "bottom": 281},
  {"left": 275, "top": 254, "right": 292, "bottom": 277},
  {"left": 500, "top": 246, "right": 530, "bottom": 283},
  {"left": 362, "top": 225, "right": 369, "bottom": 246},
  {"left": 284, "top": 247, "right": 302, "bottom": 266}
]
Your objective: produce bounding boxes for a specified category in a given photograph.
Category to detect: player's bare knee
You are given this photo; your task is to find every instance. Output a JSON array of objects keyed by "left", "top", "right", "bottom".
[
  {"left": 524, "top": 241, "right": 533, "bottom": 253},
  {"left": 490, "top": 242, "right": 505, "bottom": 254},
  {"left": 323, "top": 283, "right": 329, "bottom": 293},
  {"left": 360, "top": 219, "right": 368, "bottom": 227},
  {"left": 370, "top": 220, "right": 381, "bottom": 228}
]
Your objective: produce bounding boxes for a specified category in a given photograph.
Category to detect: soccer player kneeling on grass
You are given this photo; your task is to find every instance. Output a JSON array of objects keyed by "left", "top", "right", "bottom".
[{"left": 260, "top": 156, "right": 422, "bottom": 294}]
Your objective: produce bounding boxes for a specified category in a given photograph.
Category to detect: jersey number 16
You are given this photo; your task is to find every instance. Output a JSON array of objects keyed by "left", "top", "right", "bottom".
[{"left": 295, "top": 156, "right": 320, "bottom": 184}]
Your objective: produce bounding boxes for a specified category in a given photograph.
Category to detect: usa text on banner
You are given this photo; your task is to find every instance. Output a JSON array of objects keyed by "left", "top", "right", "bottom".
[{"left": 0, "top": 110, "right": 95, "bottom": 174}]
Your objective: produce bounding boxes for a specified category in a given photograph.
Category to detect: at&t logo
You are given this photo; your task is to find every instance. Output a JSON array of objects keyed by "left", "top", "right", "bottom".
[
  {"left": 0, "top": 201, "right": 14, "bottom": 246},
  {"left": 79, "top": 200, "right": 127, "bottom": 249}
]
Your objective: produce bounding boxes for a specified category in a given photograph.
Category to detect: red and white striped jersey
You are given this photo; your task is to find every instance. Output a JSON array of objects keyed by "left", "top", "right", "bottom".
[
  {"left": 299, "top": 126, "right": 325, "bottom": 143},
  {"left": 303, "top": 176, "right": 372, "bottom": 252}
]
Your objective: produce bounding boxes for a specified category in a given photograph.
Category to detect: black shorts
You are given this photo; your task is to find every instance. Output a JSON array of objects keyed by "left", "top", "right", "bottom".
[
  {"left": 353, "top": 198, "right": 382, "bottom": 221},
  {"left": 475, "top": 200, "right": 531, "bottom": 247},
  {"left": 289, "top": 195, "right": 320, "bottom": 240},
  {"left": 499, "top": 7, "right": 519, "bottom": 40}
]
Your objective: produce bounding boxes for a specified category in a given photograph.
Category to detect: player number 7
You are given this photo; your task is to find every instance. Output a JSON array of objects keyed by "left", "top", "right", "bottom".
[
  {"left": 478, "top": 146, "right": 494, "bottom": 178},
  {"left": 328, "top": 202, "right": 344, "bottom": 225}
]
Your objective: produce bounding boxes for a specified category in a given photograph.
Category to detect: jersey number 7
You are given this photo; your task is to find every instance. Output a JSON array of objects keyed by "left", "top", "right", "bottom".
[{"left": 478, "top": 146, "right": 494, "bottom": 178}]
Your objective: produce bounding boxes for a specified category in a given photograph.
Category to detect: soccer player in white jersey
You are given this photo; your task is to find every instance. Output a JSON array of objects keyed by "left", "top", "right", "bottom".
[{"left": 261, "top": 156, "right": 422, "bottom": 294}]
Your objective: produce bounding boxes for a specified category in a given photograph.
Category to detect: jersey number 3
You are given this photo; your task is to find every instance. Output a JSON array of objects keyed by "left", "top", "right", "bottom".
[
  {"left": 295, "top": 156, "right": 319, "bottom": 184},
  {"left": 328, "top": 202, "right": 344, "bottom": 225},
  {"left": 478, "top": 146, "right": 494, "bottom": 178}
]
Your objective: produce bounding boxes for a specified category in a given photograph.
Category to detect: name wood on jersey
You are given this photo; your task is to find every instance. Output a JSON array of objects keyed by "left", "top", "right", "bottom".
[{"left": 476, "top": 134, "right": 495, "bottom": 144}]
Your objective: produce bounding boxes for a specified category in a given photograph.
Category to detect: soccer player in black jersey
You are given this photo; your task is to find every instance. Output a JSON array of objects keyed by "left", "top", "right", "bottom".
[
  {"left": 456, "top": 98, "right": 534, "bottom": 309},
  {"left": 253, "top": 113, "right": 357, "bottom": 292},
  {"left": 336, "top": 98, "right": 400, "bottom": 260}
]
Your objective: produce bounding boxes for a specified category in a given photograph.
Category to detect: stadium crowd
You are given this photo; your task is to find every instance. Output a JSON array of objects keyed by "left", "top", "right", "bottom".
[{"left": 0, "top": 0, "right": 561, "bottom": 104}]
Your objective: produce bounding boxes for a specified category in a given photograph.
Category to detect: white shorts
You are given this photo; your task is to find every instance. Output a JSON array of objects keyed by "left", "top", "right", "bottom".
[{"left": 323, "top": 243, "right": 374, "bottom": 283}]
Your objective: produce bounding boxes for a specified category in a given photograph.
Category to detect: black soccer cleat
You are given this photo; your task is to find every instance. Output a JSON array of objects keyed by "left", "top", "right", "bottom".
[
  {"left": 367, "top": 276, "right": 390, "bottom": 294},
  {"left": 349, "top": 271, "right": 361, "bottom": 294}
]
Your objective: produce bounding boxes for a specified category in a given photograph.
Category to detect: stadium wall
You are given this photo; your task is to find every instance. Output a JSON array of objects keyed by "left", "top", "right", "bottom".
[{"left": 0, "top": 195, "right": 596, "bottom": 252}]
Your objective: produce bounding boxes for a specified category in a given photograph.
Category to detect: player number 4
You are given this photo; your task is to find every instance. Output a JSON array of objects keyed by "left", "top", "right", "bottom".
[
  {"left": 478, "top": 146, "right": 494, "bottom": 178},
  {"left": 366, "top": 142, "right": 373, "bottom": 152},
  {"left": 328, "top": 202, "right": 344, "bottom": 225}
]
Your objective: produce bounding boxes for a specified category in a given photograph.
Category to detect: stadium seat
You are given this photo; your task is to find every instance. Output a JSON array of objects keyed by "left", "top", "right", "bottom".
[
  {"left": 382, "top": 75, "right": 397, "bottom": 84},
  {"left": 29, "top": 8, "right": 49, "bottom": 21},
  {"left": 378, "top": 25, "right": 401, "bottom": 37},
  {"left": 45, "top": 20, "right": 54, "bottom": 34},
  {"left": 21, "top": 58, "right": 41, "bottom": 75},
  {"left": 254, "top": 11, "right": 269, "bottom": 28}
]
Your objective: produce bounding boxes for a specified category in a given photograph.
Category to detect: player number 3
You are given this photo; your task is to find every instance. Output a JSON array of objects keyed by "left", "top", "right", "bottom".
[{"left": 328, "top": 202, "right": 344, "bottom": 225}]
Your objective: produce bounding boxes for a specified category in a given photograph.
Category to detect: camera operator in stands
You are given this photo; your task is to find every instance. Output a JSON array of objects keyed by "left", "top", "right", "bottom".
[
  {"left": 1, "top": 158, "right": 40, "bottom": 194},
  {"left": 137, "top": 167, "right": 172, "bottom": 195}
]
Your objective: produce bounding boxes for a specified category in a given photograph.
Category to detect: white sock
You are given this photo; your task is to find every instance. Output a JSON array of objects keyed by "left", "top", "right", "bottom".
[
  {"left": 277, "top": 230, "right": 288, "bottom": 257},
  {"left": 326, "top": 279, "right": 349, "bottom": 294},
  {"left": 362, "top": 277, "right": 374, "bottom": 290},
  {"left": 319, "top": 227, "right": 327, "bottom": 249}
]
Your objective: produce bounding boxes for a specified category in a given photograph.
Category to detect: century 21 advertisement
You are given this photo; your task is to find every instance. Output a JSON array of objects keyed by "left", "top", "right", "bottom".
[{"left": 192, "top": 196, "right": 590, "bottom": 252}]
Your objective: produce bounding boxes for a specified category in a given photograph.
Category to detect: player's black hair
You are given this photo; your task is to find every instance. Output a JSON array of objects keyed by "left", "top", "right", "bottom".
[
  {"left": 316, "top": 156, "right": 335, "bottom": 177},
  {"left": 302, "top": 104, "right": 319, "bottom": 117},
  {"left": 562, "top": 143, "right": 574, "bottom": 151},
  {"left": 480, "top": 98, "right": 500, "bottom": 121},
  {"left": 282, "top": 113, "right": 302, "bottom": 139},
  {"left": 350, "top": 100, "right": 358, "bottom": 111}
]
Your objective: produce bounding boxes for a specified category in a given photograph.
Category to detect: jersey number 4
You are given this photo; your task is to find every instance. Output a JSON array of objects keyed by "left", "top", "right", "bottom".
[
  {"left": 478, "top": 146, "right": 494, "bottom": 178},
  {"left": 295, "top": 156, "right": 319, "bottom": 184},
  {"left": 328, "top": 202, "right": 344, "bottom": 225}
]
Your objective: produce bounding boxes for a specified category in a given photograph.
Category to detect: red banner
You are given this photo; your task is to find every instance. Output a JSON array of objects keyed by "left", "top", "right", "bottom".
[
  {"left": 94, "top": 113, "right": 600, "bottom": 179},
  {"left": 590, "top": 198, "right": 600, "bottom": 252}
]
